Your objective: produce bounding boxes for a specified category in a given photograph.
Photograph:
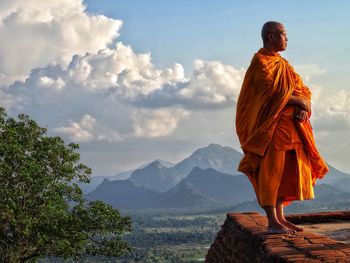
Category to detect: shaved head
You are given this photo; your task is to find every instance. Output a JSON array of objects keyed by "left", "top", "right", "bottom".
[
  {"left": 261, "top": 21, "right": 288, "bottom": 52},
  {"left": 261, "top": 21, "right": 284, "bottom": 43}
]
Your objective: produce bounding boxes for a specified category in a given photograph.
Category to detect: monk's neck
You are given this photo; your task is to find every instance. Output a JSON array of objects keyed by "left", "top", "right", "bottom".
[
  {"left": 263, "top": 45, "right": 279, "bottom": 54},
  {"left": 261, "top": 46, "right": 281, "bottom": 57}
]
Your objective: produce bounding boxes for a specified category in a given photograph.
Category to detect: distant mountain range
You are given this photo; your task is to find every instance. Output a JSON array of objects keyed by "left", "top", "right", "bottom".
[
  {"left": 129, "top": 161, "right": 180, "bottom": 192},
  {"left": 172, "top": 144, "right": 242, "bottom": 177},
  {"left": 87, "top": 166, "right": 254, "bottom": 210},
  {"left": 119, "top": 143, "right": 243, "bottom": 192},
  {"left": 85, "top": 143, "right": 350, "bottom": 213},
  {"left": 223, "top": 184, "right": 350, "bottom": 214},
  {"left": 181, "top": 167, "right": 254, "bottom": 205},
  {"left": 158, "top": 180, "right": 220, "bottom": 209},
  {"left": 86, "top": 179, "right": 160, "bottom": 209},
  {"left": 318, "top": 164, "right": 350, "bottom": 185},
  {"left": 79, "top": 159, "right": 174, "bottom": 193}
]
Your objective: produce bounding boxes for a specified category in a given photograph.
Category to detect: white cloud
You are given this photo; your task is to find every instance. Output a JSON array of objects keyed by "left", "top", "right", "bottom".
[
  {"left": 3, "top": 38, "right": 244, "bottom": 143},
  {"left": 37, "top": 76, "right": 65, "bottom": 91},
  {"left": 127, "top": 59, "right": 244, "bottom": 109},
  {"left": 294, "top": 64, "right": 327, "bottom": 82},
  {"left": 312, "top": 88, "right": 350, "bottom": 131},
  {"left": 132, "top": 108, "right": 189, "bottom": 138},
  {"left": 177, "top": 59, "right": 244, "bottom": 107},
  {"left": 67, "top": 43, "right": 186, "bottom": 94},
  {"left": 1, "top": 0, "right": 349, "bottom": 175},
  {"left": 0, "top": 0, "right": 122, "bottom": 84},
  {"left": 55, "top": 114, "right": 122, "bottom": 142},
  {"left": 55, "top": 114, "right": 96, "bottom": 142}
]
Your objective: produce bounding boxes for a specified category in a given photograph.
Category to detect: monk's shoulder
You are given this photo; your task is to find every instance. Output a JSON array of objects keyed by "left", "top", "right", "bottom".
[
  {"left": 281, "top": 57, "right": 301, "bottom": 79},
  {"left": 247, "top": 53, "right": 266, "bottom": 71},
  {"left": 281, "top": 57, "right": 294, "bottom": 69},
  {"left": 249, "top": 53, "right": 274, "bottom": 76}
]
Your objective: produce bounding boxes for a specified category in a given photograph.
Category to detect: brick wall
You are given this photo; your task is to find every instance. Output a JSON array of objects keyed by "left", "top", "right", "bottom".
[{"left": 205, "top": 211, "right": 350, "bottom": 263}]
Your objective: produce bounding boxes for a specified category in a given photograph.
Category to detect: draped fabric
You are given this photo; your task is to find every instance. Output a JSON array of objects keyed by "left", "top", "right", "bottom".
[{"left": 236, "top": 48, "right": 328, "bottom": 205}]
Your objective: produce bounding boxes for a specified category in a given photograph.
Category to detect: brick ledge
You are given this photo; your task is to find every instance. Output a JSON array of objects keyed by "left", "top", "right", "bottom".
[{"left": 205, "top": 211, "right": 350, "bottom": 262}]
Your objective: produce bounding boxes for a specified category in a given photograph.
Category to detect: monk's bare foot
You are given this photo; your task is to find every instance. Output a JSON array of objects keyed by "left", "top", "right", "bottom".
[
  {"left": 280, "top": 219, "right": 303, "bottom": 232},
  {"left": 267, "top": 223, "right": 295, "bottom": 234}
]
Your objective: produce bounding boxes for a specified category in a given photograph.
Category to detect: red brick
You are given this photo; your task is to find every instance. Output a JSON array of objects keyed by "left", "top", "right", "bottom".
[{"left": 206, "top": 211, "right": 350, "bottom": 263}]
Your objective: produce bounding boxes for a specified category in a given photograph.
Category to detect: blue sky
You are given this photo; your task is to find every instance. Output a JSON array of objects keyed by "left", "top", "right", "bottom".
[
  {"left": 0, "top": 0, "right": 350, "bottom": 175},
  {"left": 86, "top": 0, "right": 350, "bottom": 82},
  {"left": 85, "top": 0, "right": 350, "bottom": 172}
]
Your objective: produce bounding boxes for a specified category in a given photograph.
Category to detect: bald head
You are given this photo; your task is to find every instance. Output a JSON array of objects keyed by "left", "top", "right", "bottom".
[
  {"left": 261, "top": 21, "right": 283, "bottom": 43},
  {"left": 261, "top": 21, "right": 288, "bottom": 52}
]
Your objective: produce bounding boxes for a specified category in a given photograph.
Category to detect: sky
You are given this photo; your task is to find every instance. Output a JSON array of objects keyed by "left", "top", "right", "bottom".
[{"left": 0, "top": 0, "right": 350, "bottom": 175}]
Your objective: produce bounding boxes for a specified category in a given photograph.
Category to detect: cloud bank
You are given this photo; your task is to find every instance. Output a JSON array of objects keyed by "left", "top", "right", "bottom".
[
  {"left": 0, "top": 0, "right": 122, "bottom": 84},
  {"left": 3, "top": 37, "right": 244, "bottom": 142},
  {"left": 0, "top": 0, "right": 349, "bottom": 174}
]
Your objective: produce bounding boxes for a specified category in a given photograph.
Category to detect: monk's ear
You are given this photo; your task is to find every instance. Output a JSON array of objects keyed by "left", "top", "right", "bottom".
[{"left": 267, "top": 32, "right": 275, "bottom": 42}]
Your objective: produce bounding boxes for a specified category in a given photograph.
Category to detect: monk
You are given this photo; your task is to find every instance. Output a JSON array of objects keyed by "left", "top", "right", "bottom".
[{"left": 236, "top": 21, "right": 328, "bottom": 234}]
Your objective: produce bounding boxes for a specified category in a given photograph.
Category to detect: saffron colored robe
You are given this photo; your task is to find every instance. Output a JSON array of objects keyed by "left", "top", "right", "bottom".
[{"left": 236, "top": 48, "right": 328, "bottom": 206}]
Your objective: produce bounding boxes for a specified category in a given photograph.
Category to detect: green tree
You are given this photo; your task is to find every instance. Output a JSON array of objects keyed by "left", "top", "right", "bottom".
[{"left": 0, "top": 108, "right": 131, "bottom": 262}]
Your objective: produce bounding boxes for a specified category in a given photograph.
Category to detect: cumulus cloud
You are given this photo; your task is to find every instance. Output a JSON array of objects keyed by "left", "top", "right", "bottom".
[
  {"left": 2, "top": 37, "right": 245, "bottom": 143},
  {"left": 289, "top": 64, "right": 350, "bottom": 134},
  {"left": 0, "top": 0, "right": 122, "bottom": 84},
  {"left": 132, "top": 59, "right": 244, "bottom": 109},
  {"left": 66, "top": 43, "right": 186, "bottom": 93},
  {"left": 132, "top": 108, "right": 189, "bottom": 138},
  {"left": 0, "top": 0, "right": 244, "bottom": 144},
  {"left": 0, "top": 0, "right": 347, "bottom": 154},
  {"left": 294, "top": 64, "right": 327, "bottom": 83},
  {"left": 55, "top": 114, "right": 122, "bottom": 142},
  {"left": 312, "top": 88, "right": 350, "bottom": 131},
  {"left": 3, "top": 36, "right": 348, "bottom": 145},
  {"left": 55, "top": 114, "right": 96, "bottom": 142}
]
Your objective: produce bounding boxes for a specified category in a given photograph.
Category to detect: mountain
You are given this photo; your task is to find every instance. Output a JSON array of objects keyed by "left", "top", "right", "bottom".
[
  {"left": 213, "top": 183, "right": 350, "bottom": 214},
  {"left": 318, "top": 163, "right": 350, "bottom": 185},
  {"left": 153, "top": 159, "right": 175, "bottom": 168},
  {"left": 129, "top": 161, "right": 180, "bottom": 192},
  {"left": 86, "top": 179, "right": 161, "bottom": 209},
  {"left": 136, "top": 159, "right": 175, "bottom": 169},
  {"left": 78, "top": 171, "right": 134, "bottom": 194},
  {"left": 181, "top": 167, "right": 255, "bottom": 205},
  {"left": 157, "top": 181, "right": 220, "bottom": 209},
  {"left": 286, "top": 184, "right": 350, "bottom": 213},
  {"left": 126, "top": 143, "right": 243, "bottom": 192},
  {"left": 78, "top": 159, "right": 174, "bottom": 194},
  {"left": 333, "top": 177, "right": 350, "bottom": 193},
  {"left": 312, "top": 184, "right": 350, "bottom": 202},
  {"left": 174, "top": 143, "right": 242, "bottom": 177},
  {"left": 86, "top": 166, "right": 254, "bottom": 211},
  {"left": 86, "top": 174, "right": 221, "bottom": 211},
  {"left": 85, "top": 172, "right": 350, "bottom": 212},
  {"left": 84, "top": 143, "right": 350, "bottom": 213}
]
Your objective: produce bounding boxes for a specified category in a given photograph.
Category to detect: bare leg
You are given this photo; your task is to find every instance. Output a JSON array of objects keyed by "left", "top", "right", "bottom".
[
  {"left": 276, "top": 199, "right": 303, "bottom": 232},
  {"left": 262, "top": 206, "right": 294, "bottom": 234}
]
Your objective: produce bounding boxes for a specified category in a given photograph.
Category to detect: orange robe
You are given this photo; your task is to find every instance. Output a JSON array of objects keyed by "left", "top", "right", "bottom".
[{"left": 236, "top": 48, "right": 328, "bottom": 206}]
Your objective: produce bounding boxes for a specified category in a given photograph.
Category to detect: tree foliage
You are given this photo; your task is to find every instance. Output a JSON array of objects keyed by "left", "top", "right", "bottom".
[{"left": 0, "top": 108, "right": 131, "bottom": 262}]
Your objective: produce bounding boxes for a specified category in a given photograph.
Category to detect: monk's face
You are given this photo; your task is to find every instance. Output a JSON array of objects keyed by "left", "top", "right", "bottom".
[{"left": 269, "top": 24, "right": 288, "bottom": 52}]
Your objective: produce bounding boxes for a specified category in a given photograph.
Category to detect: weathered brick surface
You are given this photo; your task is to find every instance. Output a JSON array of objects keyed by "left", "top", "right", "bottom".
[
  {"left": 286, "top": 211, "right": 350, "bottom": 224},
  {"left": 205, "top": 211, "right": 350, "bottom": 263}
]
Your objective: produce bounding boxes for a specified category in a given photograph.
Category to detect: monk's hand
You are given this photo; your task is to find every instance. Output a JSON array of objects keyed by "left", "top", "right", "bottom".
[
  {"left": 297, "top": 98, "right": 311, "bottom": 113},
  {"left": 288, "top": 95, "right": 311, "bottom": 113},
  {"left": 295, "top": 108, "right": 309, "bottom": 122}
]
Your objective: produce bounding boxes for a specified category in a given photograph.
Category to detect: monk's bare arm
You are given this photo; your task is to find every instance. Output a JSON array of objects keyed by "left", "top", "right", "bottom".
[{"left": 288, "top": 95, "right": 311, "bottom": 113}]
